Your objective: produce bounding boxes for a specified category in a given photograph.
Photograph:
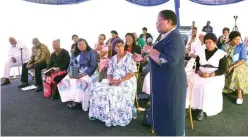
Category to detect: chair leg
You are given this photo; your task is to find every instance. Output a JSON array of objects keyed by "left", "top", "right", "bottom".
[
  {"left": 135, "top": 63, "right": 141, "bottom": 113},
  {"left": 189, "top": 102, "right": 194, "bottom": 129},
  {"left": 189, "top": 81, "right": 194, "bottom": 129},
  {"left": 18, "top": 66, "right": 21, "bottom": 77},
  {"left": 135, "top": 93, "right": 140, "bottom": 113}
]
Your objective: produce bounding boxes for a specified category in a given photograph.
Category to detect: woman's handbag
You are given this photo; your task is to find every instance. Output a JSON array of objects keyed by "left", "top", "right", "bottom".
[{"left": 43, "top": 80, "right": 51, "bottom": 98}]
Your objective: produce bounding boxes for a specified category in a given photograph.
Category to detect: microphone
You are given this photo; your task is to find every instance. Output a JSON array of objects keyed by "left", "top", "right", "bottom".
[{"left": 147, "top": 37, "right": 153, "bottom": 46}]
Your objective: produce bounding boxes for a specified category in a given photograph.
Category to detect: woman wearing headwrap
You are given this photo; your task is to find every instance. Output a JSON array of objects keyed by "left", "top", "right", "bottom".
[{"left": 222, "top": 31, "right": 248, "bottom": 105}]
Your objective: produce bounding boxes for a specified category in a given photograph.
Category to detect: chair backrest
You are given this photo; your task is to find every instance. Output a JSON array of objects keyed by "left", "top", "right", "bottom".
[
  {"left": 185, "top": 58, "right": 196, "bottom": 71},
  {"left": 185, "top": 58, "right": 196, "bottom": 81}
]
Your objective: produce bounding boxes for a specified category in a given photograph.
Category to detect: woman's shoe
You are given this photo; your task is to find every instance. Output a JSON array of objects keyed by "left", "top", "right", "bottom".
[
  {"left": 236, "top": 98, "right": 243, "bottom": 104},
  {"left": 69, "top": 102, "right": 77, "bottom": 108},
  {"left": 105, "top": 122, "right": 111, "bottom": 127},
  {"left": 196, "top": 111, "right": 205, "bottom": 121},
  {"left": 67, "top": 101, "right": 73, "bottom": 107},
  {"left": 89, "top": 117, "right": 96, "bottom": 120}
]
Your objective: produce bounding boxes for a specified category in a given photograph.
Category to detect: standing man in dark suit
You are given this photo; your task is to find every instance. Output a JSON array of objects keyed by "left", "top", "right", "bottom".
[{"left": 142, "top": 10, "right": 187, "bottom": 136}]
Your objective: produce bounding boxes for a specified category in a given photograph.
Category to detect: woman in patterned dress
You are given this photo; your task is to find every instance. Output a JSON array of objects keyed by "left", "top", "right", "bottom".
[
  {"left": 89, "top": 38, "right": 137, "bottom": 127},
  {"left": 94, "top": 34, "right": 109, "bottom": 80},
  {"left": 57, "top": 38, "right": 98, "bottom": 110},
  {"left": 222, "top": 31, "right": 248, "bottom": 104}
]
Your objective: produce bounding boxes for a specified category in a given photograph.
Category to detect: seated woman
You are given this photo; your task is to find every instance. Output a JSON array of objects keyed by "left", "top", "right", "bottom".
[
  {"left": 222, "top": 31, "right": 248, "bottom": 104},
  {"left": 94, "top": 34, "right": 109, "bottom": 81},
  {"left": 89, "top": 38, "right": 137, "bottom": 127},
  {"left": 43, "top": 39, "right": 70, "bottom": 99},
  {"left": 125, "top": 33, "right": 141, "bottom": 54},
  {"left": 185, "top": 33, "right": 227, "bottom": 121},
  {"left": 57, "top": 38, "right": 98, "bottom": 111}
]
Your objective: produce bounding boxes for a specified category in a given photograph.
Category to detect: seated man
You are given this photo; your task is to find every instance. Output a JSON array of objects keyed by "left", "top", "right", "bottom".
[
  {"left": 1, "top": 37, "right": 30, "bottom": 85},
  {"left": 18, "top": 38, "right": 50, "bottom": 92},
  {"left": 185, "top": 27, "right": 202, "bottom": 60},
  {"left": 43, "top": 39, "right": 70, "bottom": 99},
  {"left": 188, "top": 33, "right": 206, "bottom": 59}
]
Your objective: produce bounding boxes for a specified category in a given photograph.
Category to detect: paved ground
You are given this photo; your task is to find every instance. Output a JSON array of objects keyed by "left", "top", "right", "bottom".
[{"left": 1, "top": 79, "right": 248, "bottom": 136}]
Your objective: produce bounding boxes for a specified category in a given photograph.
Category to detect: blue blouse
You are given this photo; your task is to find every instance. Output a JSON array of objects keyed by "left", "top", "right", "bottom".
[
  {"left": 68, "top": 49, "right": 98, "bottom": 77},
  {"left": 222, "top": 43, "right": 247, "bottom": 62}
]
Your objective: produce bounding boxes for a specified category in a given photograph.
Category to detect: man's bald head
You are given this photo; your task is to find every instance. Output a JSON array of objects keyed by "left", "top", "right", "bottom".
[
  {"left": 32, "top": 38, "right": 40, "bottom": 47},
  {"left": 52, "top": 39, "right": 61, "bottom": 51},
  {"left": 9, "top": 37, "right": 17, "bottom": 46}
]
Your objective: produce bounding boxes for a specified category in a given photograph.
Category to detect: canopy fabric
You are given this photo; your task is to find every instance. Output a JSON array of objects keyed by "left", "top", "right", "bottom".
[
  {"left": 126, "top": 0, "right": 169, "bottom": 6},
  {"left": 23, "top": 0, "right": 87, "bottom": 5},
  {"left": 190, "top": 0, "right": 245, "bottom": 5},
  {"left": 174, "top": 0, "right": 180, "bottom": 29}
]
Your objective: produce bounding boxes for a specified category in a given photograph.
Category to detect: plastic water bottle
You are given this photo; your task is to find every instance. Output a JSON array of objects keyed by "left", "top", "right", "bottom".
[{"left": 132, "top": 107, "right": 137, "bottom": 119}]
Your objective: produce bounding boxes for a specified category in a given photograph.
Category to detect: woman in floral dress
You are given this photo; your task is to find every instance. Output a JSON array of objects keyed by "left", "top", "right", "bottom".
[
  {"left": 222, "top": 31, "right": 248, "bottom": 105},
  {"left": 57, "top": 38, "right": 98, "bottom": 110},
  {"left": 94, "top": 34, "right": 109, "bottom": 80},
  {"left": 89, "top": 38, "right": 137, "bottom": 127}
]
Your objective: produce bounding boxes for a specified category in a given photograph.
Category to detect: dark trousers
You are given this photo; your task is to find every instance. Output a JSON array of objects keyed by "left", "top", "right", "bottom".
[
  {"left": 21, "top": 62, "right": 47, "bottom": 86},
  {"left": 98, "top": 68, "right": 107, "bottom": 82}
]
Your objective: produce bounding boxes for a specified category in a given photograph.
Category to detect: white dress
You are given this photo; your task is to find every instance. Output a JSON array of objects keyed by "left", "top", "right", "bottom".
[
  {"left": 57, "top": 51, "right": 98, "bottom": 111},
  {"left": 142, "top": 72, "right": 150, "bottom": 95},
  {"left": 185, "top": 48, "right": 226, "bottom": 116},
  {"left": 89, "top": 52, "right": 137, "bottom": 127}
]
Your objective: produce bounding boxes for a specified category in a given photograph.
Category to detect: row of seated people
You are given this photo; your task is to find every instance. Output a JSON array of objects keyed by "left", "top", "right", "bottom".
[
  {"left": 2, "top": 32, "right": 150, "bottom": 127},
  {"left": 142, "top": 31, "right": 248, "bottom": 122},
  {"left": 1, "top": 28, "right": 151, "bottom": 86},
  {"left": 50, "top": 37, "right": 145, "bottom": 127},
  {"left": 3, "top": 30, "right": 247, "bottom": 126}
]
